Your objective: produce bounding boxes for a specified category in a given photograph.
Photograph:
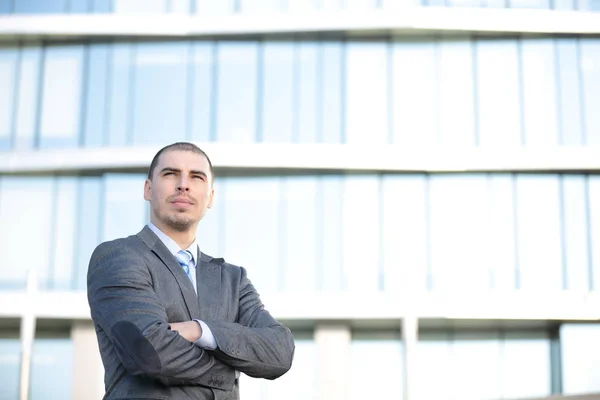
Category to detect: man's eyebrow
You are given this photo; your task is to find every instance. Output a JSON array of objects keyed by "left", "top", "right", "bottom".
[{"left": 159, "top": 167, "right": 207, "bottom": 177}]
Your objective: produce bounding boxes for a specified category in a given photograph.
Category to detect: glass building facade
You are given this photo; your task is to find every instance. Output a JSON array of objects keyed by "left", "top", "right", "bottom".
[{"left": 0, "top": 1, "right": 600, "bottom": 399}]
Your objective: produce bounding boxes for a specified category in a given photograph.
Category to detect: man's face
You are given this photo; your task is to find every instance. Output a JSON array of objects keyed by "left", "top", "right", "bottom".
[{"left": 144, "top": 150, "right": 214, "bottom": 233}]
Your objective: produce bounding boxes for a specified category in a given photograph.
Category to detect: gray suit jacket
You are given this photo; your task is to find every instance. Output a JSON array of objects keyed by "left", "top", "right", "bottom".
[{"left": 87, "top": 226, "right": 295, "bottom": 400}]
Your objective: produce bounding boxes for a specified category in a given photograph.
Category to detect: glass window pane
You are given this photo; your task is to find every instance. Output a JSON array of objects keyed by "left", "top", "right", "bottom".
[
  {"left": 318, "top": 176, "right": 343, "bottom": 291},
  {"left": 417, "top": 332, "right": 452, "bottom": 400},
  {"left": 189, "top": 42, "right": 214, "bottom": 142},
  {"left": 296, "top": 42, "right": 318, "bottom": 143},
  {"left": 107, "top": 43, "right": 134, "bottom": 147},
  {"left": 581, "top": 38, "right": 600, "bottom": 145},
  {"left": 345, "top": 42, "right": 389, "bottom": 145},
  {"left": 221, "top": 178, "right": 281, "bottom": 293},
  {"left": 113, "top": 0, "right": 166, "bottom": 13},
  {"left": 561, "top": 324, "right": 600, "bottom": 394},
  {"left": 476, "top": 39, "right": 522, "bottom": 147},
  {"left": 39, "top": 44, "right": 85, "bottom": 149},
  {"left": 345, "top": 0, "right": 378, "bottom": 9},
  {"left": 92, "top": 0, "right": 112, "bottom": 13},
  {"left": 50, "top": 177, "right": 77, "bottom": 290},
  {"left": 70, "top": 0, "right": 90, "bottom": 12},
  {"left": 589, "top": 176, "right": 600, "bottom": 290},
  {"left": 239, "top": 0, "right": 283, "bottom": 12},
  {"left": 83, "top": 44, "right": 109, "bottom": 147},
  {"left": 74, "top": 177, "right": 102, "bottom": 290},
  {"left": 0, "top": 2, "right": 11, "bottom": 13},
  {"left": 521, "top": 39, "right": 559, "bottom": 146},
  {"left": 282, "top": 177, "right": 318, "bottom": 292},
  {"left": 195, "top": 179, "right": 223, "bottom": 256},
  {"left": 510, "top": 0, "right": 550, "bottom": 7},
  {"left": 132, "top": 42, "right": 188, "bottom": 145},
  {"left": 381, "top": 175, "right": 428, "bottom": 292},
  {"left": 515, "top": 175, "right": 563, "bottom": 290},
  {"left": 14, "top": 0, "right": 67, "bottom": 13},
  {"left": 31, "top": 338, "right": 73, "bottom": 400},
  {"left": 193, "top": 0, "right": 235, "bottom": 15},
  {"left": 0, "top": 46, "right": 18, "bottom": 150},
  {"left": 562, "top": 176, "right": 591, "bottom": 290},
  {"left": 102, "top": 174, "right": 147, "bottom": 242},
  {"left": 261, "top": 42, "right": 294, "bottom": 143},
  {"left": 342, "top": 176, "right": 380, "bottom": 292},
  {"left": 170, "top": 0, "right": 190, "bottom": 13},
  {"left": 438, "top": 38, "right": 476, "bottom": 146},
  {"left": 320, "top": 43, "right": 343, "bottom": 144},
  {"left": 392, "top": 39, "right": 437, "bottom": 146},
  {"left": 429, "top": 175, "right": 491, "bottom": 291},
  {"left": 287, "top": 0, "right": 320, "bottom": 11},
  {"left": 556, "top": 39, "right": 584, "bottom": 145},
  {"left": 14, "top": 44, "right": 42, "bottom": 150},
  {"left": 501, "top": 332, "right": 551, "bottom": 398},
  {"left": 0, "top": 339, "right": 20, "bottom": 399},
  {"left": 0, "top": 177, "right": 54, "bottom": 289},
  {"left": 488, "top": 174, "right": 517, "bottom": 290},
  {"left": 350, "top": 334, "right": 403, "bottom": 400},
  {"left": 215, "top": 42, "right": 258, "bottom": 143}
]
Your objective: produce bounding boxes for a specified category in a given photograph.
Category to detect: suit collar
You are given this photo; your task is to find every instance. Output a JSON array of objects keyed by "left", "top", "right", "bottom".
[{"left": 137, "top": 226, "right": 201, "bottom": 319}]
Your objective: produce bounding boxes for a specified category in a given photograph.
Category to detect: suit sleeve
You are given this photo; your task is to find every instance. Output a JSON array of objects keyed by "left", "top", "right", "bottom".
[
  {"left": 204, "top": 266, "right": 295, "bottom": 379},
  {"left": 87, "top": 242, "right": 235, "bottom": 390}
]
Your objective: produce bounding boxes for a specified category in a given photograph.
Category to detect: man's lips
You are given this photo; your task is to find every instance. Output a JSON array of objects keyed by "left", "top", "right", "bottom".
[{"left": 170, "top": 197, "right": 194, "bottom": 205}]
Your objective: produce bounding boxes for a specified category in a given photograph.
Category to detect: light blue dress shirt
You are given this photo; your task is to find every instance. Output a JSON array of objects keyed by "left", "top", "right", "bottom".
[{"left": 147, "top": 223, "right": 217, "bottom": 350}]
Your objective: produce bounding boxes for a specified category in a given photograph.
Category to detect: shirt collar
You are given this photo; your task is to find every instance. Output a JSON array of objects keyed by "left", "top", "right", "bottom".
[{"left": 147, "top": 222, "right": 198, "bottom": 267}]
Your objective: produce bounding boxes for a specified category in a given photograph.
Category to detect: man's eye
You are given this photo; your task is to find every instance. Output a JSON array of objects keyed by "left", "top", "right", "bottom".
[{"left": 164, "top": 172, "right": 175, "bottom": 176}]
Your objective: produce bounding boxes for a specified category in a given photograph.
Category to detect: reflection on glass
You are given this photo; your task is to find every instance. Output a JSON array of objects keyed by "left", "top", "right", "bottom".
[
  {"left": 0, "top": 177, "right": 54, "bottom": 289},
  {"left": 193, "top": 0, "right": 235, "bottom": 15},
  {"left": 215, "top": 42, "right": 258, "bottom": 143},
  {"left": 83, "top": 44, "right": 110, "bottom": 147},
  {"left": 561, "top": 176, "right": 590, "bottom": 290},
  {"left": 261, "top": 42, "right": 294, "bottom": 143},
  {"left": 14, "top": 0, "right": 67, "bottom": 13},
  {"left": 589, "top": 176, "right": 600, "bottom": 290},
  {"left": 74, "top": 177, "right": 103, "bottom": 290},
  {"left": 39, "top": 45, "right": 85, "bottom": 149},
  {"left": 107, "top": 44, "right": 134, "bottom": 146},
  {"left": 113, "top": 0, "right": 166, "bottom": 13},
  {"left": 296, "top": 42, "right": 318, "bottom": 143},
  {"left": 50, "top": 177, "right": 77, "bottom": 290},
  {"left": 580, "top": 38, "right": 600, "bottom": 145},
  {"left": 561, "top": 324, "right": 600, "bottom": 394},
  {"left": 320, "top": 43, "right": 343, "bottom": 143},
  {"left": 189, "top": 42, "right": 214, "bottom": 142},
  {"left": 31, "top": 338, "right": 73, "bottom": 400},
  {"left": 133, "top": 42, "right": 188, "bottom": 145},
  {"left": 14, "top": 44, "right": 42, "bottom": 150},
  {"left": 0, "top": 46, "right": 18, "bottom": 150},
  {"left": 0, "top": 339, "right": 20, "bottom": 400},
  {"left": 556, "top": 39, "right": 584, "bottom": 144},
  {"left": 318, "top": 176, "right": 343, "bottom": 291},
  {"left": 102, "top": 174, "right": 147, "bottom": 242}
]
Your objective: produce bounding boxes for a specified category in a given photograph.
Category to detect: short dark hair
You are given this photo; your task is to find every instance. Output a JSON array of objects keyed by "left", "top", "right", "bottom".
[{"left": 147, "top": 142, "right": 214, "bottom": 182}]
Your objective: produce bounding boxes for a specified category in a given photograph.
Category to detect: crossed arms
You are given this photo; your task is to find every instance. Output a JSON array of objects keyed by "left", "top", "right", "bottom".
[{"left": 87, "top": 242, "right": 295, "bottom": 391}]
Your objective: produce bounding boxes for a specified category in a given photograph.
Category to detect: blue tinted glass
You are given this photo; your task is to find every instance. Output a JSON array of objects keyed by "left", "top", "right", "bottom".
[
  {"left": 132, "top": 42, "right": 188, "bottom": 145},
  {"left": 0, "top": 1, "right": 11, "bottom": 13},
  {"left": 521, "top": 39, "right": 559, "bottom": 145},
  {"left": 239, "top": 0, "right": 283, "bottom": 12},
  {"left": 107, "top": 43, "right": 133, "bottom": 146},
  {"left": 438, "top": 38, "right": 476, "bottom": 146},
  {"left": 113, "top": 0, "right": 167, "bottom": 13},
  {"left": 515, "top": 175, "right": 563, "bottom": 290},
  {"left": 83, "top": 44, "right": 109, "bottom": 147},
  {"left": 31, "top": 339, "right": 73, "bottom": 400},
  {"left": 0, "top": 339, "right": 19, "bottom": 399},
  {"left": 561, "top": 176, "right": 590, "bottom": 290},
  {"left": 318, "top": 175, "right": 343, "bottom": 291},
  {"left": 556, "top": 39, "right": 584, "bottom": 145},
  {"left": 189, "top": 42, "right": 214, "bottom": 142},
  {"left": 0, "top": 177, "right": 54, "bottom": 289},
  {"left": 14, "top": 0, "right": 67, "bottom": 13},
  {"left": 0, "top": 46, "right": 18, "bottom": 150},
  {"left": 345, "top": 42, "right": 388, "bottom": 145},
  {"left": 170, "top": 0, "right": 191, "bottom": 13},
  {"left": 320, "top": 42, "right": 343, "bottom": 143},
  {"left": 193, "top": 0, "right": 235, "bottom": 14},
  {"left": 74, "top": 177, "right": 102, "bottom": 290},
  {"left": 510, "top": 0, "right": 550, "bottom": 8},
  {"left": 102, "top": 174, "right": 147, "bottom": 242},
  {"left": 14, "top": 44, "right": 42, "bottom": 150},
  {"left": 39, "top": 44, "right": 85, "bottom": 149},
  {"left": 261, "top": 42, "right": 294, "bottom": 143},
  {"left": 50, "top": 177, "right": 77, "bottom": 290},
  {"left": 589, "top": 176, "right": 600, "bottom": 290},
  {"left": 215, "top": 42, "right": 258, "bottom": 143},
  {"left": 92, "top": 0, "right": 112, "bottom": 12},
  {"left": 296, "top": 42, "right": 318, "bottom": 143},
  {"left": 70, "top": 0, "right": 90, "bottom": 12},
  {"left": 581, "top": 38, "right": 600, "bottom": 145}
]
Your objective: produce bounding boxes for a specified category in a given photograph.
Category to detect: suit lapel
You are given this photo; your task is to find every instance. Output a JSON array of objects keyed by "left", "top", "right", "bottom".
[
  {"left": 137, "top": 226, "right": 201, "bottom": 320},
  {"left": 196, "top": 252, "right": 222, "bottom": 321}
]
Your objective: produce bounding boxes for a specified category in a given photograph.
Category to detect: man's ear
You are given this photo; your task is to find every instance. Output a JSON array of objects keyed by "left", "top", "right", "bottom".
[
  {"left": 207, "top": 187, "right": 215, "bottom": 209},
  {"left": 143, "top": 179, "right": 151, "bottom": 201}
]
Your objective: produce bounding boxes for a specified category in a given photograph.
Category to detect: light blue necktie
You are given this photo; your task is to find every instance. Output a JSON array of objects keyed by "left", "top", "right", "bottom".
[{"left": 175, "top": 250, "right": 194, "bottom": 284}]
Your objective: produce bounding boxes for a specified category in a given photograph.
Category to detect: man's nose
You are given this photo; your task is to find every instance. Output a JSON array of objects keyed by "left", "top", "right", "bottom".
[{"left": 177, "top": 176, "right": 190, "bottom": 191}]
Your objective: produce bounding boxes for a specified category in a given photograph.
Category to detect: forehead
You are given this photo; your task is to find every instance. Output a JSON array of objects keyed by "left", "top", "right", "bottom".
[{"left": 156, "top": 150, "right": 211, "bottom": 172}]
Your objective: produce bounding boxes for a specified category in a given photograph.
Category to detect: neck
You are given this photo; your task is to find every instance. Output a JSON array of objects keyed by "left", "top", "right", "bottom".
[{"left": 151, "top": 219, "right": 197, "bottom": 250}]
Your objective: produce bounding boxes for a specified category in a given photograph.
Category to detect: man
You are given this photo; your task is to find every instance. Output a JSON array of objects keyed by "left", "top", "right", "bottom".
[{"left": 87, "top": 142, "right": 295, "bottom": 399}]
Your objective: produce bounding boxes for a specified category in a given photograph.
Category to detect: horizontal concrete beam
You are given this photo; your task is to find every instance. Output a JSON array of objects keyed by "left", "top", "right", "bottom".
[
  {"left": 1, "top": 144, "right": 600, "bottom": 175},
  {"left": 0, "top": 8, "right": 599, "bottom": 41}
]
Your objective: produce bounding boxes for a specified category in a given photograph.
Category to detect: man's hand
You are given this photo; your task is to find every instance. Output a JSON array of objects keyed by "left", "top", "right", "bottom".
[{"left": 169, "top": 321, "right": 203, "bottom": 343}]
